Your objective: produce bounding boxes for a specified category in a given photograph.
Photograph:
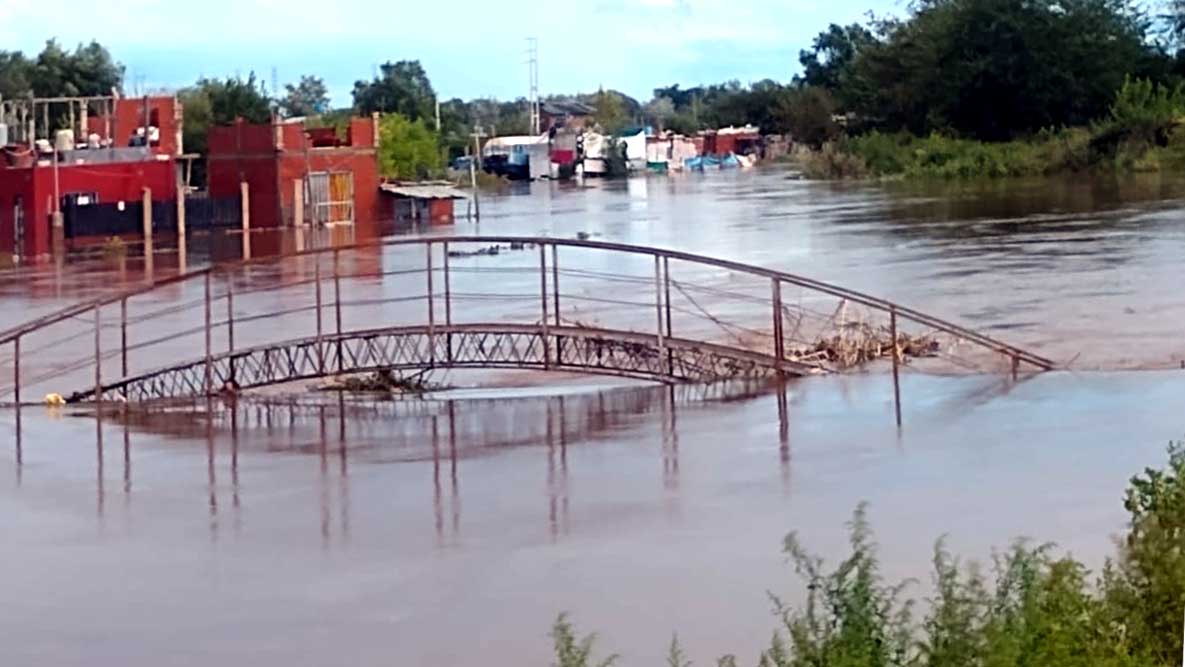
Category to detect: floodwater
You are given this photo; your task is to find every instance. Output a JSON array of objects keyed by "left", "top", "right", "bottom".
[{"left": 2, "top": 168, "right": 1185, "bottom": 665}]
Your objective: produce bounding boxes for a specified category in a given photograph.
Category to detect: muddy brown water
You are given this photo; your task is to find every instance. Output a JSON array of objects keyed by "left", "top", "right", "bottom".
[{"left": 1, "top": 169, "right": 1184, "bottom": 666}]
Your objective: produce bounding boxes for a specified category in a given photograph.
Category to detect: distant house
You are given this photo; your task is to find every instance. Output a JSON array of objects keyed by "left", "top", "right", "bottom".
[
  {"left": 207, "top": 116, "right": 381, "bottom": 228},
  {"left": 540, "top": 100, "right": 596, "bottom": 133}
]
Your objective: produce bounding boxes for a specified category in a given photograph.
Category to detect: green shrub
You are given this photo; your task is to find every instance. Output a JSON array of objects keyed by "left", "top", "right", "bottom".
[
  {"left": 549, "top": 441, "right": 1185, "bottom": 667},
  {"left": 550, "top": 613, "right": 618, "bottom": 667}
]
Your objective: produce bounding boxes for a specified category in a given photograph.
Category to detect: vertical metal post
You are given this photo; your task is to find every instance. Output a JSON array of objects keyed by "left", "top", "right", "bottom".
[
  {"left": 93, "top": 304, "right": 102, "bottom": 402},
  {"left": 664, "top": 256, "right": 673, "bottom": 374},
  {"left": 771, "top": 278, "right": 784, "bottom": 365},
  {"left": 890, "top": 306, "right": 902, "bottom": 428},
  {"left": 226, "top": 274, "right": 236, "bottom": 383},
  {"left": 442, "top": 242, "right": 452, "bottom": 326},
  {"left": 12, "top": 336, "right": 20, "bottom": 407},
  {"left": 333, "top": 249, "right": 343, "bottom": 372},
  {"left": 314, "top": 255, "right": 324, "bottom": 373},
  {"left": 663, "top": 256, "right": 673, "bottom": 338},
  {"left": 654, "top": 255, "right": 665, "bottom": 367},
  {"left": 1010, "top": 355, "right": 1019, "bottom": 381},
  {"left": 540, "top": 243, "right": 550, "bottom": 369},
  {"left": 443, "top": 242, "right": 453, "bottom": 364},
  {"left": 120, "top": 297, "right": 128, "bottom": 378},
  {"left": 426, "top": 243, "right": 436, "bottom": 365},
  {"left": 551, "top": 244, "right": 560, "bottom": 327},
  {"left": 204, "top": 272, "right": 213, "bottom": 395}
]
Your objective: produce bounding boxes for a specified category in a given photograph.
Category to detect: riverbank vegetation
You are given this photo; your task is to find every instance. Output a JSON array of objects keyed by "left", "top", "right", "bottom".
[
  {"left": 553, "top": 440, "right": 1185, "bottom": 666},
  {"left": 789, "top": 0, "right": 1185, "bottom": 179}
]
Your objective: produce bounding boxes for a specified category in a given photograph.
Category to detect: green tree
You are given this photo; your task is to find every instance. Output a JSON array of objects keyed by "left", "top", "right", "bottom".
[
  {"left": 776, "top": 86, "right": 840, "bottom": 147},
  {"left": 202, "top": 73, "right": 272, "bottom": 125},
  {"left": 377, "top": 113, "right": 443, "bottom": 180},
  {"left": 26, "top": 39, "right": 123, "bottom": 98},
  {"left": 592, "top": 88, "right": 630, "bottom": 134},
  {"left": 281, "top": 75, "right": 330, "bottom": 117},
  {"left": 177, "top": 74, "right": 271, "bottom": 158},
  {"left": 643, "top": 96, "right": 676, "bottom": 131},
  {"left": 352, "top": 60, "right": 435, "bottom": 121},
  {"left": 796, "top": 23, "right": 877, "bottom": 108},
  {"left": 850, "top": 0, "right": 1150, "bottom": 140},
  {"left": 177, "top": 86, "right": 212, "bottom": 156},
  {"left": 0, "top": 51, "right": 31, "bottom": 99}
]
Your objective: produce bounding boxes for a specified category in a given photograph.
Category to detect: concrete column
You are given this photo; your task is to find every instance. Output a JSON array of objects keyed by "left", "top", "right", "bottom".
[
  {"left": 142, "top": 188, "right": 155, "bottom": 277},
  {"left": 176, "top": 167, "right": 187, "bottom": 272},
  {"left": 240, "top": 181, "right": 251, "bottom": 260},
  {"left": 293, "top": 178, "right": 304, "bottom": 227},
  {"left": 240, "top": 181, "right": 250, "bottom": 232}
]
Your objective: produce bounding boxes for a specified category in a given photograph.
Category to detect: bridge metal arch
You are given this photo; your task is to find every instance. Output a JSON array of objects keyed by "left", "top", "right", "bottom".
[
  {"left": 0, "top": 235, "right": 1056, "bottom": 407},
  {"left": 81, "top": 324, "right": 820, "bottom": 403}
]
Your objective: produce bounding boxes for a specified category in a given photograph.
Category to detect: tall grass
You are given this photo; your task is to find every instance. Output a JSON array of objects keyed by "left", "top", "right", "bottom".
[{"left": 552, "top": 441, "right": 1185, "bottom": 666}]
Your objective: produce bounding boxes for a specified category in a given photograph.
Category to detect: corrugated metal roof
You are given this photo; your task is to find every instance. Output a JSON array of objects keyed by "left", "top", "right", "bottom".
[{"left": 380, "top": 182, "right": 469, "bottom": 200}]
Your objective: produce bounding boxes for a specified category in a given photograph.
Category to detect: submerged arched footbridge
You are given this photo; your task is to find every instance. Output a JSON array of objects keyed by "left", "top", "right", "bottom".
[{"left": 0, "top": 236, "right": 1054, "bottom": 405}]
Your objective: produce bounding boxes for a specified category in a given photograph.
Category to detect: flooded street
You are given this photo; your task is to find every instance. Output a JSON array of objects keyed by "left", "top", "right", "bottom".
[{"left": 2, "top": 168, "right": 1185, "bottom": 665}]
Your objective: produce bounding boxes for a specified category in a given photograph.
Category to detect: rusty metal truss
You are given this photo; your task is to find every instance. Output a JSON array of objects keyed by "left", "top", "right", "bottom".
[{"left": 78, "top": 324, "right": 822, "bottom": 403}]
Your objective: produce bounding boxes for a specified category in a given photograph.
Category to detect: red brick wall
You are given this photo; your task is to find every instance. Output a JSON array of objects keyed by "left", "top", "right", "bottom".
[
  {"left": 0, "top": 159, "right": 176, "bottom": 256},
  {"left": 100, "top": 97, "right": 181, "bottom": 156},
  {"left": 208, "top": 122, "right": 276, "bottom": 156},
  {"left": 207, "top": 118, "right": 379, "bottom": 229}
]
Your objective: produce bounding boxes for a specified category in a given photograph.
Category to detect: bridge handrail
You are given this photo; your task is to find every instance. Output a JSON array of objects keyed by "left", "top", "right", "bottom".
[{"left": 0, "top": 235, "right": 1055, "bottom": 371}]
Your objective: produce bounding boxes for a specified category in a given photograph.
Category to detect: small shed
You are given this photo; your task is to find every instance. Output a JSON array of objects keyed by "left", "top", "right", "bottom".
[{"left": 380, "top": 182, "right": 469, "bottom": 226}]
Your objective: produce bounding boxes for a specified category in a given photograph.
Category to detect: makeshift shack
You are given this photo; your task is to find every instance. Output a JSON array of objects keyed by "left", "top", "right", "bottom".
[{"left": 380, "top": 182, "right": 468, "bottom": 226}]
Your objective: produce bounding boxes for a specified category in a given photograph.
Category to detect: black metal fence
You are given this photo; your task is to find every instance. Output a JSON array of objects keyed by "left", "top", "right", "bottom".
[
  {"left": 185, "top": 194, "right": 241, "bottom": 231},
  {"left": 62, "top": 200, "right": 176, "bottom": 239}
]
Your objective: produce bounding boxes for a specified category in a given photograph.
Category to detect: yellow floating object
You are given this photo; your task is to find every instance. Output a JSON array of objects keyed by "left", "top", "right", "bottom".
[{"left": 44, "top": 393, "right": 66, "bottom": 406}]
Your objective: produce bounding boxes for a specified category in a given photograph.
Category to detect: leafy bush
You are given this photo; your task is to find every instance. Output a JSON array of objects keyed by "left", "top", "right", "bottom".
[
  {"left": 805, "top": 129, "right": 1092, "bottom": 180},
  {"left": 550, "top": 613, "right": 618, "bottom": 667},
  {"left": 1091, "top": 78, "right": 1185, "bottom": 168},
  {"left": 551, "top": 441, "right": 1185, "bottom": 667}
]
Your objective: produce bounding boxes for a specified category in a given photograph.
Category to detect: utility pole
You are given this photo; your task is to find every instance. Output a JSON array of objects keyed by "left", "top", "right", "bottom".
[
  {"left": 527, "top": 37, "right": 540, "bottom": 136},
  {"left": 470, "top": 132, "right": 482, "bottom": 221}
]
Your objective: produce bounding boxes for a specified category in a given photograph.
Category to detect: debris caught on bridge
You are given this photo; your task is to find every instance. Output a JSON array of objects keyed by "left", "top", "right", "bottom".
[
  {"left": 789, "top": 324, "right": 940, "bottom": 369},
  {"left": 317, "top": 369, "right": 441, "bottom": 395},
  {"left": 446, "top": 242, "right": 535, "bottom": 258}
]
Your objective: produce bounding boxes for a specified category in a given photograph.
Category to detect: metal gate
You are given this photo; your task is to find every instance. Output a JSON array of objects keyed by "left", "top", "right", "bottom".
[{"left": 308, "top": 172, "right": 354, "bottom": 225}]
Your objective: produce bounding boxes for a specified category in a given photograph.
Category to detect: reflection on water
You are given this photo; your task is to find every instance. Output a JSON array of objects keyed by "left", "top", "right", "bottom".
[
  {"left": 2, "top": 372, "right": 1184, "bottom": 666},
  {"left": 9, "top": 382, "right": 788, "bottom": 547}
]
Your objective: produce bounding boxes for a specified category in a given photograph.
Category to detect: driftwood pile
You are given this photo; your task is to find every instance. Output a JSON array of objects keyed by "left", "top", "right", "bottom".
[
  {"left": 788, "top": 324, "right": 940, "bottom": 369},
  {"left": 318, "top": 369, "right": 438, "bottom": 394}
]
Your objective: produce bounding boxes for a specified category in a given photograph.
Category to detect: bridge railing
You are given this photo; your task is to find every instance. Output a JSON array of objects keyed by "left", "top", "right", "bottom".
[{"left": 0, "top": 236, "right": 1055, "bottom": 406}]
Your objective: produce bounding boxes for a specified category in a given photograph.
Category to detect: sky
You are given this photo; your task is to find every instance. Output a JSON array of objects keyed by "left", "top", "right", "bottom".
[{"left": 0, "top": 0, "right": 902, "bottom": 105}]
